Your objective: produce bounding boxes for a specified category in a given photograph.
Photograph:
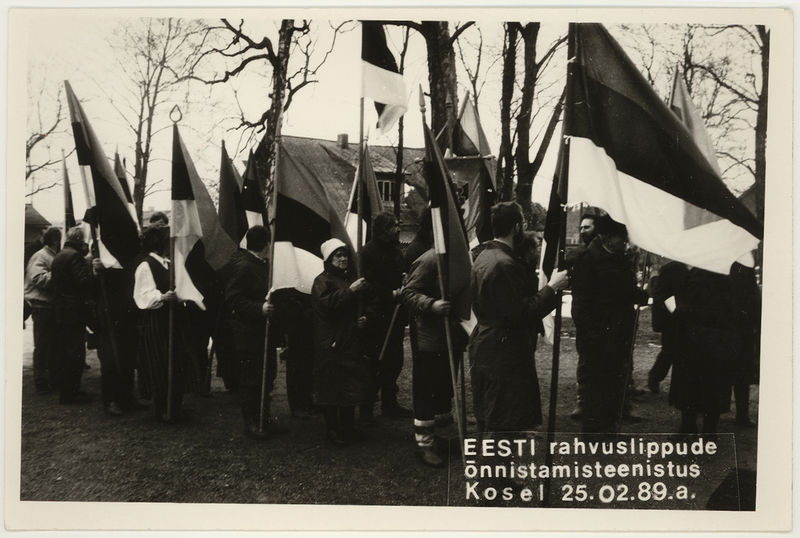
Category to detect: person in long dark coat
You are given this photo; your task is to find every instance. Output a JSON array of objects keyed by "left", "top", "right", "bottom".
[
  {"left": 361, "top": 212, "right": 410, "bottom": 420},
  {"left": 50, "top": 226, "right": 94, "bottom": 404},
  {"left": 570, "top": 215, "right": 647, "bottom": 434},
  {"left": 729, "top": 261, "right": 761, "bottom": 427},
  {"left": 311, "top": 238, "right": 372, "bottom": 445},
  {"left": 469, "top": 202, "right": 568, "bottom": 433},
  {"left": 224, "top": 225, "right": 288, "bottom": 439},
  {"left": 670, "top": 267, "right": 739, "bottom": 434},
  {"left": 133, "top": 225, "right": 200, "bottom": 422},
  {"left": 647, "top": 261, "right": 689, "bottom": 393}
]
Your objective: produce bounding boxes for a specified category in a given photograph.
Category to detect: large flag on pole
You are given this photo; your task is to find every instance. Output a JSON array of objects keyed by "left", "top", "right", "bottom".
[
  {"left": 344, "top": 144, "right": 385, "bottom": 246},
  {"left": 362, "top": 21, "right": 407, "bottom": 135},
  {"left": 241, "top": 150, "right": 268, "bottom": 228},
  {"left": 61, "top": 152, "right": 76, "bottom": 229},
  {"left": 217, "top": 141, "right": 248, "bottom": 245},
  {"left": 113, "top": 152, "right": 134, "bottom": 204},
  {"left": 171, "top": 124, "right": 237, "bottom": 309},
  {"left": 443, "top": 95, "right": 497, "bottom": 245},
  {"left": 422, "top": 117, "right": 472, "bottom": 323},
  {"left": 65, "top": 81, "right": 139, "bottom": 269},
  {"left": 272, "top": 142, "right": 354, "bottom": 294},
  {"left": 564, "top": 24, "right": 762, "bottom": 275}
]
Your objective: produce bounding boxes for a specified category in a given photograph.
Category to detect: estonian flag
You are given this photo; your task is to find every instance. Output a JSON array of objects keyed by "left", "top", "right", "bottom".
[
  {"left": 422, "top": 117, "right": 472, "bottom": 323},
  {"left": 217, "top": 141, "right": 248, "bottom": 246},
  {"left": 343, "top": 144, "right": 385, "bottom": 247},
  {"left": 171, "top": 124, "right": 237, "bottom": 309},
  {"left": 113, "top": 152, "right": 134, "bottom": 205},
  {"left": 241, "top": 149, "right": 268, "bottom": 228},
  {"left": 362, "top": 21, "right": 408, "bottom": 135},
  {"left": 563, "top": 24, "right": 762, "bottom": 275},
  {"left": 61, "top": 152, "right": 76, "bottom": 230},
  {"left": 444, "top": 95, "right": 497, "bottom": 246},
  {"left": 272, "top": 142, "right": 354, "bottom": 294},
  {"left": 65, "top": 81, "right": 140, "bottom": 269}
]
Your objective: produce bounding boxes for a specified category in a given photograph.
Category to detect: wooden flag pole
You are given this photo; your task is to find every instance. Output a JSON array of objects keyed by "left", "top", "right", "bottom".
[
  {"left": 167, "top": 111, "right": 183, "bottom": 423},
  {"left": 543, "top": 24, "right": 575, "bottom": 508},
  {"left": 259, "top": 106, "right": 284, "bottom": 435},
  {"left": 616, "top": 251, "right": 651, "bottom": 424},
  {"left": 421, "top": 88, "right": 466, "bottom": 466}
]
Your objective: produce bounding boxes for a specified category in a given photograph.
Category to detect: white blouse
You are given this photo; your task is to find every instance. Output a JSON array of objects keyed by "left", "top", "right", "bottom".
[{"left": 133, "top": 253, "right": 169, "bottom": 310}]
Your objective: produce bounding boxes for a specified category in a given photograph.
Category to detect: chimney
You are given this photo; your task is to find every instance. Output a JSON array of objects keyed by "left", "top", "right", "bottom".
[{"left": 337, "top": 133, "right": 349, "bottom": 149}]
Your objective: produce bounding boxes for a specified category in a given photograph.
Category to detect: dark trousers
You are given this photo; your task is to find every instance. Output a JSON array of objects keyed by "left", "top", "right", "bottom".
[
  {"left": 31, "top": 307, "right": 57, "bottom": 391},
  {"left": 412, "top": 349, "right": 453, "bottom": 421},
  {"left": 285, "top": 339, "right": 314, "bottom": 413},
  {"left": 97, "top": 315, "right": 137, "bottom": 407},
  {"left": 366, "top": 310, "right": 405, "bottom": 408},
  {"left": 239, "top": 348, "right": 277, "bottom": 425},
  {"left": 55, "top": 311, "right": 86, "bottom": 402}
]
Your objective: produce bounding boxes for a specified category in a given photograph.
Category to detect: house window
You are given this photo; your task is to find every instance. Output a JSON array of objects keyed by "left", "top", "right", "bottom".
[{"left": 377, "top": 179, "right": 394, "bottom": 202}]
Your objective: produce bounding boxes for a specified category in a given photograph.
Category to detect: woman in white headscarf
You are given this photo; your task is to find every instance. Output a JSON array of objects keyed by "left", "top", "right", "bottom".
[{"left": 311, "top": 238, "right": 372, "bottom": 446}]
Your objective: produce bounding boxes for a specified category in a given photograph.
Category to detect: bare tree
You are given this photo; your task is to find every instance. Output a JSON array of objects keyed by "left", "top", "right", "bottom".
[
  {"left": 496, "top": 22, "right": 519, "bottom": 202},
  {"left": 26, "top": 74, "right": 71, "bottom": 196},
  {"left": 513, "top": 24, "right": 567, "bottom": 227},
  {"left": 188, "top": 19, "right": 353, "bottom": 196},
  {"left": 104, "top": 17, "right": 214, "bottom": 223},
  {"left": 454, "top": 24, "right": 502, "bottom": 107}
]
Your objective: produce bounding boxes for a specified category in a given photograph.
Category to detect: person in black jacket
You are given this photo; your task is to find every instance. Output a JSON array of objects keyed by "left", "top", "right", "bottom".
[
  {"left": 224, "top": 225, "right": 288, "bottom": 440},
  {"left": 402, "top": 247, "right": 464, "bottom": 467},
  {"left": 361, "top": 212, "right": 411, "bottom": 420},
  {"left": 50, "top": 226, "right": 94, "bottom": 404},
  {"left": 570, "top": 215, "right": 647, "bottom": 434},
  {"left": 670, "top": 267, "right": 739, "bottom": 434},
  {"left": 311, "top": 238, "right": 372, "bottom": 445}
]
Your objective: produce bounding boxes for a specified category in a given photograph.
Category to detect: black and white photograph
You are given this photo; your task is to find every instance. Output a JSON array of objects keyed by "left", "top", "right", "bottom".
[{"left": 5, "top": 4, "right": 793, "bottom": 533}]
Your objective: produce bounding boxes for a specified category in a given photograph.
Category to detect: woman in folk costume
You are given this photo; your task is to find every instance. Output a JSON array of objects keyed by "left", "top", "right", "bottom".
[
  {"left": 311, "top": 238, "right": 373, "bottom": 445},
  {"left": 133, "top": 224, "right": 200, "bottom": 422}
]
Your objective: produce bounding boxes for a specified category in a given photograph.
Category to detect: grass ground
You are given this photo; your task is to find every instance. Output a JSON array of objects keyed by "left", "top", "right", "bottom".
[{"left": 18, "top": 308, "right": 758, "bottom": 508}]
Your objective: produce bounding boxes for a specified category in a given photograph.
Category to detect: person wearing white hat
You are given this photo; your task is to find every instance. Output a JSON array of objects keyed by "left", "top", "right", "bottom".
[{"left": 311, "top": 238, "right": 372, "bottom": 445}]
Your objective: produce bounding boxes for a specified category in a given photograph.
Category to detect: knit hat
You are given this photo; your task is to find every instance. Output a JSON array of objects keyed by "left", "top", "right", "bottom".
[{"left": 320, "top": 238, "right": 348, "bottom": 263}]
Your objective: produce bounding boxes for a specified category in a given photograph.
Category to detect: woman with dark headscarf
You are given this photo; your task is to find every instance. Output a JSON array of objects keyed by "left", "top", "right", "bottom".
[{"left": 311, "top": 238, "right": 372, "bottom": 445}]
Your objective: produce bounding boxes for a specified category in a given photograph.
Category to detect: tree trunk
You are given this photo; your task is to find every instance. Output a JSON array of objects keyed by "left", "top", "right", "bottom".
[
  {"left": 497, "top": 23, "right": 518, "bottom": 201},
  {"left": 513, "top": 23, "right": 540, "bottom": 228},
  {"left": 422, "top": 22, "right": 458, "bottom": 136},
  {"left": 256, "top": 19, "right": 294, "bottom": 203},
  {"left": 132, "top": 135, "right": 145, "bottom": 225},
  {"left": 754, "top": 25, "right": 768, "bottom": 227}
]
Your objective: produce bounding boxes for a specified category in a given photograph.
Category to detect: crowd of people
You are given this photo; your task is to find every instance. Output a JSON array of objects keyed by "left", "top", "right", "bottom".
[{"left": 23, "top": 202, "right": 761, "bottom": 468}]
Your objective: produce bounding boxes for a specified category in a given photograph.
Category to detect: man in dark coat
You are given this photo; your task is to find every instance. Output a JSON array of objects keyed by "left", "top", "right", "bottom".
[
  {"left": 567, "top": 211, "right": 598, "bottom": 419},
  {"left": 50, "top": 226, "right": 94, "bottom": 404},
  {"left": 361, "top": 212, "right": 411, "bottom": 419},
  {"left": 670, "top": 267, "right": 739, "bottom": 434},
  {"left": 729, "top": 262, "right": 761, "bottom": 427},
  {"left": 224, "top": 225, "right": 288, "bottom": 439},
  {"left": 272, "top": 287, "right": 315, "bottom": 419},
  {"left": 470, "top": 202, "right": 568, "bottom": 433},
  {"left": 402, "top": 247, "right": 465, "bottom": 467},
  {"left": 647, "top": 261, "right": 689, "bottom": 393},
  {"left": 570, "top": 215, "right": 647, "bottom": 433},
  {"left": 92, "top": 257, "right": 142, "bottom": 415}
]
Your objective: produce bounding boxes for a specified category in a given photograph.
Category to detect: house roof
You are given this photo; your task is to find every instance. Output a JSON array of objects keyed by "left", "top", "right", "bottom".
[
  {"left": 25, "top": 204, "right": 51, "bottom": 229},
  {"left": 281, "top": 135, "right": 425, "bottom": 216}
]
